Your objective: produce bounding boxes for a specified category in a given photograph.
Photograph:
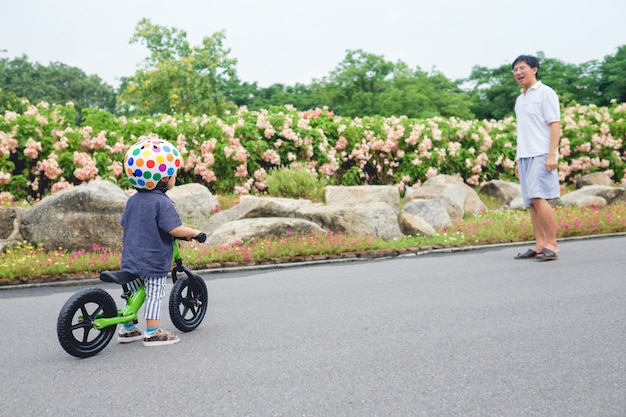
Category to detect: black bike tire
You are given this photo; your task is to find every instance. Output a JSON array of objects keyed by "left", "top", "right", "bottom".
[
  {"left": 57, "top": 287, "right": 118, "bottom": 358},
  {"left": 169, "top": 274, "right": 208, "bottom": 332}
]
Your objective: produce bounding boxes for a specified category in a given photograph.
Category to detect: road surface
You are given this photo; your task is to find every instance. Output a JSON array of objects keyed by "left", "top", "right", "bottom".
[{"left": 0, "top": 236, "right": 624, "bottom": 417}]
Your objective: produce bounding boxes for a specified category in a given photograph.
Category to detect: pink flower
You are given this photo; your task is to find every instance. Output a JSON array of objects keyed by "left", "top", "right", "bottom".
[
  {"left": 262, "top": 149, "right": 281, "bottom": 165},
  {"left": 37, "top": 153, "right": 64, "bottom": 180},
  {"left": 201, "top": 138, "right": 217, "bottom": 156},
  {"left": 110, "top": 161, "right": 123, "bottom": 178},
  {"left": 253, "top": 168, "right": 266, "bottom": 181},
  {"left": 426, "top": 167, "right": 438, "bottom": 179},
  {"left": 24, "top": 138, "right": 42, "bottom": 159},
  {"left": 235, "top": 164, "right": 248, "bottom": 178},
  {"left": 335, "top": 137, "right": 349, "bottom": 151},
  {"left": 4, "top": 111, "right": 18, "bottom": 123},
  {"left": 73, "top": 152, "right": 98, "bottom": 181},
  {"left": 0, "top": 192, "right": 14, "bottom": 203},
  {"left": 0, "top": 172, "right": 11, "bottom": 185},
  {"left": 466, "top": 175, "right": 480, "bottom": 186},
  {"left": 576, "top": 143, "right": 591, "bottom": 153},
  {"left": 51, "top": 179, "right": 73, "bottom": 194}
]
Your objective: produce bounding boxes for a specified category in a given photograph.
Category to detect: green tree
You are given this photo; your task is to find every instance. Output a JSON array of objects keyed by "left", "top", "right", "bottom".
[
  {"left": 312, "top": 50, "right": 473, "bottom": 119},
  {"left": 0, "top": 87, "right": 25, "bottom": 113},
  {"left": 599, "top": 45, "right": 626, "bottom": 104},
  {"left": 0, "top": 55, "right": 116, "bottom": 119},
  {"left": 378, "top": 63, "right": 474, "bottom": 119},
  {"left": 117, "top": 18, "right": 239, "bottom": 116},
  {"left": 540, "top": 55, "right": 602, "bottom": 106},
  {"left": 465, "top": 63, "right": 519, "bottom": 120},
  {"left": 314, "top": 49, "right": 394, "bottom": 116},
  {"left": 229, "top": 82, "right": 318, "bottom": 111}
]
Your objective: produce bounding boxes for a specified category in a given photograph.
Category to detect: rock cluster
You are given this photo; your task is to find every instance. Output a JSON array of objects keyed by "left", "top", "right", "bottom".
[{"left": 1, "top": 172, "right": 623, "bottom": 252}]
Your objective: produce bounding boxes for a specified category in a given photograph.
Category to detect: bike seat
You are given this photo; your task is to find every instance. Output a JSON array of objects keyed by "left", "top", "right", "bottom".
[{"left": 99, "top": 270, "right": 140, "bottom": 285}]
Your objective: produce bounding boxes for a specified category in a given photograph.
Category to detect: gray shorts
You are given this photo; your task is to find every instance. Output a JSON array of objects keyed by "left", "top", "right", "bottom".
[{"left": 518, "top": 154, "right": 560, "bottom": 206}]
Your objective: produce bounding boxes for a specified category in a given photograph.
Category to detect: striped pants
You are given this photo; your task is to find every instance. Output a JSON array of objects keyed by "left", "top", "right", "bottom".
[{"left": 128, "top": 276, "right": 167, "bottom": 320}]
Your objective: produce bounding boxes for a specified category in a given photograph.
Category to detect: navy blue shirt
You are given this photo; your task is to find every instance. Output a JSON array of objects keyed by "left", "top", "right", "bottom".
[{"left": 120, "top": 189, "right": 182, "bottom": 277}]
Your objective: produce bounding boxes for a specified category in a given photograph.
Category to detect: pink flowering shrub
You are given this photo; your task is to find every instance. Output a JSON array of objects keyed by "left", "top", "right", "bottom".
[{"left": 1, "top": 100, "right": 625, "bottom": 201}]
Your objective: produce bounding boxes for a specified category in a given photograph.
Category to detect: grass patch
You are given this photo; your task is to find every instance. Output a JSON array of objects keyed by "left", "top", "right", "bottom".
[
  {"left": 1, "top": 202, "right": 624, "bottom": 284},
  {"left": 0, "top": 243, "right": 119, "bottom": 282},
  {"left": 265, "top": 167, "right": 326, "bottom": 202}
]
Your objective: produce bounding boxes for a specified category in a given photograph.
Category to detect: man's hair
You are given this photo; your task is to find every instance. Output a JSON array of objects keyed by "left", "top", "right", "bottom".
[{"left": 512, "top": 55, "right": 540, "bottom": 78}]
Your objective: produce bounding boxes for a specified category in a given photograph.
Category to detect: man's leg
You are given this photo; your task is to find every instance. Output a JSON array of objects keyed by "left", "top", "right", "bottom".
[{"left": 530, "top": 198, "right": 558, "bottom": 252}]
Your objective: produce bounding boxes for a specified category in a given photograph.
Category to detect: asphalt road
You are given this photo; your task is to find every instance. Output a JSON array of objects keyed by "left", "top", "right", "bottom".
[{"left": 1, "top": 236, "right": 624, "bottom": 417}]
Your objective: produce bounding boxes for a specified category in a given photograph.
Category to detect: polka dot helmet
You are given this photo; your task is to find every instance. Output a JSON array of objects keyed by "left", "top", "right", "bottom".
[{"left": 124, "top": 138, "right": 182, "bottom": 190}]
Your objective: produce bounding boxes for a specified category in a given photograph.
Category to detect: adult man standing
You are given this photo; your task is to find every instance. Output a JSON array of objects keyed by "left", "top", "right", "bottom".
[{"left": 512, "top": 55, "right": 561, "bottom": 261}]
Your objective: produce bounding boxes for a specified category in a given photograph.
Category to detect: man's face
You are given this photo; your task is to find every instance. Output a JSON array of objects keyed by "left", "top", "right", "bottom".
[{"left": 512, "top": 61, "right": 538, "bottom": 89}]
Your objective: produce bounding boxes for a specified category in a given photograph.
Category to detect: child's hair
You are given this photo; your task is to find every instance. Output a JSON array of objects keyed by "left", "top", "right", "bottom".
[{"left": 512, "top": 55, "right": 540, "bottom": 78}]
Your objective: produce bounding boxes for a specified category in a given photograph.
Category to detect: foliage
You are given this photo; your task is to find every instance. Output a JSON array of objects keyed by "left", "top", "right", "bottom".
[
  {"left": 311, "top": 50, "right": 474, "bottom": 119},
  {"left": 117, "top": 18, "right": 239, "bottom": 117},
  {"left": 0, "top": 87, "right": 26, "bottom": 114},
  {"left": 0, "top": 55, "right": 116, "bottom": 121},
  {"left": 235, "top": 82, "right": 320, "bottom": 113},
  {"left": 465, "top": 63, "right": 520, "bottom": 120},
  {"left": 266, "top": 166, "right": 326, "bottom": 201},
  {"left": 599, "top": 45, "right": 626, "bottom": 104},
  {"left": 1, "top": 100, "right": 625, "bottom": 201}
]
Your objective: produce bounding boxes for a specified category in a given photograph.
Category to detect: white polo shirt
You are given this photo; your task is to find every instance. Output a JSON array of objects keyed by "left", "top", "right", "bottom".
[{"left": 514, "top": 81, "right": 560, "bottom": 158}]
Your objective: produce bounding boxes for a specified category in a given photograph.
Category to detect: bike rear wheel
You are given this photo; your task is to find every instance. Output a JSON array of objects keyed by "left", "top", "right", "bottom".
[
  {"left": 169, "top": 274, "right": 208, "bottom": 332},
  {"left": 57, "top": 287, "right": 118, "bottom": 358}
]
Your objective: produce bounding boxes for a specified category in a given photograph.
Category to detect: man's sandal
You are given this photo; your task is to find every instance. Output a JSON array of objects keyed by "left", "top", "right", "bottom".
[
  {"left": 536, "top": 248, "right": 558, "bottom": 261},
  {"left": 514, "top": 249, "right": 537, "bottom": 260}
]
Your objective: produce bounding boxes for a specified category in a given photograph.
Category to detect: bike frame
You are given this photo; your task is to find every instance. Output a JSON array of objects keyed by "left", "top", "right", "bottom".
[
  {"left": 91, "top": 240, "right": 182, "bottom": 330},
  {"left": 93, "top": 287, "right": 146, "bottom": 329}
]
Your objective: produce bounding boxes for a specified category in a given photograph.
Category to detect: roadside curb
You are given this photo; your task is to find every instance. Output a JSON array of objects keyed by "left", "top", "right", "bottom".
[{"left": 2, "top": 232, "right": 624, "bottom": 291}]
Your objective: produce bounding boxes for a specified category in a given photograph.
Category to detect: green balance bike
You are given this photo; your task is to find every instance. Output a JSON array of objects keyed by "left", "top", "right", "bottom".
[{"left": 57, "top": 234, "right": 208, "bottom": 358}]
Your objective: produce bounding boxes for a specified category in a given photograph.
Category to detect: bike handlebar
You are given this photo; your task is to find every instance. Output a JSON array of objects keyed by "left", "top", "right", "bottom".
[{"left": 174, "top": 232, "right": 206, "bottom": 243}]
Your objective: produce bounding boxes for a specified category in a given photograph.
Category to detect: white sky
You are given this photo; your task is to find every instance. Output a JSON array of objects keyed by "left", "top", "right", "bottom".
[{"left": 1, "top": 0, "right": 625, "bottom": 88}]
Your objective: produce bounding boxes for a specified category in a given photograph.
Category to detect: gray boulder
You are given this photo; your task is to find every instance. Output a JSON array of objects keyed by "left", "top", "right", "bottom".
[
  {"left": 405, "top": 175, "right": 487, "bottom": 220},
  {"left": 398, "top": 212, "right": 436, "bottom": 236},
  {"left": 560, "top": 185, "right": 624, "bottom": 207},
  {"left": 576, "top": 172, "right": 613, "bottom": 189},
  {"left": 201, "top": 195, "right": 316, "bottom": 232},
  {"left": 564, "top": 195, "right": 607, "bottom": 208},
  {"left": 296, "top": 202, "right": 403, "bottom": 240},
  {"left": 0, "top": 207, "right": 16, "bottom": 239},
  {"left": 325, "top": 185, "right": 400, "bottom": 213},
  {"left": 510, "top": 195, "right": 526, "bottom": 210},
  {"left": 241, "top": 196, "right": 317, "bottom": 218},
  {"left": 401, "top": 199, "right": 452, "bottom": 230},
  {"left": 480, "top": 180, "right": 522, "bottom": 205},
  {"left": 207, "top": 217, "right": 325, "bottom": 246},
  {"left": 19, "top": 180, "right": 128, "bottom": 251},
  {"left": 167, "top": 183, "right": 219, "bottom": 225}
]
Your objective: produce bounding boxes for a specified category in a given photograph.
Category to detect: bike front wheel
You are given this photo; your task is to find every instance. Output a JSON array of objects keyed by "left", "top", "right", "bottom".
[
  {"left": 169, "top": 274, "right": 208, "bottom": 332},
  {"left": 57, "top": 287, "right": 118, "bottom": 358}
]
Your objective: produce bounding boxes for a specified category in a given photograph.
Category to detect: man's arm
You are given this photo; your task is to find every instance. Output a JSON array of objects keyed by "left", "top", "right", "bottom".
[{"left": 546, "top": 121, "right": 560, "bottom": 172}]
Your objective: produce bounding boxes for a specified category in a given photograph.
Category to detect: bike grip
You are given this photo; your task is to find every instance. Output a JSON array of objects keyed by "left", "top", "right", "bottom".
[{"left": 195, "top": 232, "right": 207, "bottom": 243}]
